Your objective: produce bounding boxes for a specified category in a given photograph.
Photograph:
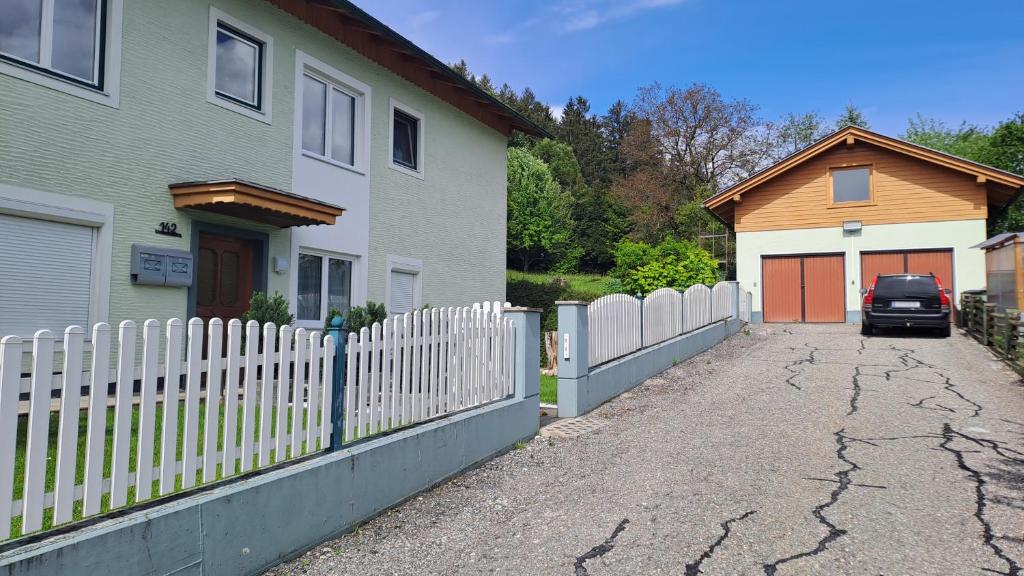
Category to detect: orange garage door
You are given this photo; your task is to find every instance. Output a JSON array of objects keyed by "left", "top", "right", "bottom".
[
  {"left": 861, "top": 250, "right": 954, "bottom": 292},
  {"left": 762, "top": 254, "right": 845, "bottom": 323}
]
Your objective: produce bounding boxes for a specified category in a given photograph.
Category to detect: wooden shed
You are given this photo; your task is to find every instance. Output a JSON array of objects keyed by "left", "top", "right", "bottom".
[{"left": 975, "top": 233, "right": 1024, "bottom": 311}]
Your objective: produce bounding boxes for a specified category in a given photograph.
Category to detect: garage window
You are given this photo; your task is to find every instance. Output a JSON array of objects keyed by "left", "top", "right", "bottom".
[
  {"left": 830, "top": 166, "right": 872, "bottom": 205},
  {"left": 0, "top": 213, "right": 95, "bottom": 336}
]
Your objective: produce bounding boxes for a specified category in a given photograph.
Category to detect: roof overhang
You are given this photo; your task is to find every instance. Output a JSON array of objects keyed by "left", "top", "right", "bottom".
[
  {"left": 170, "top": 180, "right": 344, "bottom": 227},
  {"left": 264, "top": 0, "right": 550, "bottom": 139},
  {"left": 704, "top": 126, "right": 1024, "bottom": 227}
]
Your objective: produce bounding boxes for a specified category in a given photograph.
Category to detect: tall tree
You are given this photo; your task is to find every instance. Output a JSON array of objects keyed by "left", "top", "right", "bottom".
[
  {"left": 556, "top": 96, "right": 608, "bottom": 187},
  {"left": 506, "top": 148, "right": 574, "bottom": 272},
  {"left": 601, "top": 100, "right": 639, "bottom": 185},
  {"left": 774, "top": 112, "right": 827, "bottom": 157},
  {"left": 835, "top": 103, "right": 869, "bottom": 130}
]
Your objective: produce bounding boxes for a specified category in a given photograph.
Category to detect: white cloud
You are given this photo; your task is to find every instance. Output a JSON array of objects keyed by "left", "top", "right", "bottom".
[
  {"left": 550, "top": 104, "right": 565, "bottom": 121},
  {"left": 560, "top": 0, "right": 687, "bottom": 32}
]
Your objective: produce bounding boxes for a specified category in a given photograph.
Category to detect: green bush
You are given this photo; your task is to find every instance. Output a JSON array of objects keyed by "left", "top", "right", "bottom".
[
  {"left": 325, "top": 301, "right": 387, "bottom": 333},
  {"left": 611, "top": 238, "right": 719, "bottom": 295},
  {"left": 507, "top": 277, "right": 593, "bottom": 367},
  {"left": 241, "top": 292, "right": 294, "bottom": 327}
]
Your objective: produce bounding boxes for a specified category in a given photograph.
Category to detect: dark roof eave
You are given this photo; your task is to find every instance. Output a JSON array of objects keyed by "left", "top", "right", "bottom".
[{"left": 310, "top": 0, "right": 551, "bottom": 139}]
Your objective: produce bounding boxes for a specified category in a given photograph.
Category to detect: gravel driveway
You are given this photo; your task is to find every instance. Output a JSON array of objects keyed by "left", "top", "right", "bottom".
[{"left": 265, "top": 324, "right": 1024, "bottom": 575}]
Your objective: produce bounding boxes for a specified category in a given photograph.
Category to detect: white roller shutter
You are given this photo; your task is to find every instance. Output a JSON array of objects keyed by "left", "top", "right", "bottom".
[
  {"left": 0, "top": 213, "right": 94, "bottom": 337},
  {"left": 389, "top": 270, "right": 416, "bottom": 314}
]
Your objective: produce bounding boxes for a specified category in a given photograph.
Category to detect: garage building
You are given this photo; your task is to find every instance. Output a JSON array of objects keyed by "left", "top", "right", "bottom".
[{"left": 704, "top": 126, "right": 1024, "bottom": 323}]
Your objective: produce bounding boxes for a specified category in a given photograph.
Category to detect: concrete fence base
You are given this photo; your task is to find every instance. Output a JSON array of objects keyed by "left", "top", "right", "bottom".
[
  {"left": 557, "top": 318, "right": 744, "bottom": 418},
  {"left": 0, "top": 309, "right": 542, "bottom": 576}
]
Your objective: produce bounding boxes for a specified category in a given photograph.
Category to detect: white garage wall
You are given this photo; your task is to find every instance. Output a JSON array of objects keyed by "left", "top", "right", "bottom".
[{"left": 736, "top": 219, "right": 987, "bottom": 321}]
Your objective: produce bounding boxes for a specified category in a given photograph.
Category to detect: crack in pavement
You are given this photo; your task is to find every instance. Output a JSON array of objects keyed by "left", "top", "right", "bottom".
[
  {"left": 848, "top": 366, "right": 864, "bottom": 416},
  {"left": 937, "top": 371, "right": 983, "bottom": 418},
  {"left": 783, "top": 344, "right": 818, "bottom": 390},
  {"left": 574, "top": 519, "right": 629, "bottom": 576},
  {"left": 683, "top": 510, "right": 757, "bottom": 576},
  {"left": 939, "top": 424, "right": 1022, "bottom": 576},
  {"left": 909, "top": 395, "right": 957, "bottom": 414},
  {"left": 762, "top": 429, "right": 858, "bottom": 575},
  {"left": 802, "top": 477, "right": 887, "bottom": 490}
]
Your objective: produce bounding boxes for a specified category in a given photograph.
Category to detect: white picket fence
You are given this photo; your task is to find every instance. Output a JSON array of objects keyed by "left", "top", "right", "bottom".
[
  {"left": 0, "top": 318, "right": 334, "bottom": 541},
  {"left": 588, "top": 294, "right": 643, "bottom": 367},
  {"left": 642, "top": 288, "right": 683, "bottom": 347},
  {"left": 587, "top": 282, "right": 741, "bottom": 368},
  {"left": 342, "top": 306, "right": 515, "bottom": 442}
]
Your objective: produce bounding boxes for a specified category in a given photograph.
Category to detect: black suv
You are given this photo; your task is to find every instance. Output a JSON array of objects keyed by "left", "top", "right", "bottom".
[{"left": 861, "top": 274, "right": 952, "bottom": 337}]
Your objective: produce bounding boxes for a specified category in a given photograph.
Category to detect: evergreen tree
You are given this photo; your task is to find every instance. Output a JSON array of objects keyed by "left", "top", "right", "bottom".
[{"left": 835, "top": 103, "right": 869, "bottom": 130}]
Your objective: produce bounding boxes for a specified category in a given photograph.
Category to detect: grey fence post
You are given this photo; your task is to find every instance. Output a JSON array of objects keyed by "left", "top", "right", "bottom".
[
  {"left": 555, "top": 301, "right": 589, "bottom": 418},
  {"left": 327, "top": 314, "right": 346, "bottom": 451},
  {"left": 504, "top": 307, "right": 541, "bottom": 401}
]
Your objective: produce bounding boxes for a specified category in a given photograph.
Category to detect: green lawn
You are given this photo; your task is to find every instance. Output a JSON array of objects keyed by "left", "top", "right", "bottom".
[
  {"left": 506, "top": 270, "right": 618, "bottom": 300},
  {"left": 540, "top": 374, "right": 557, "bottom": 404}
]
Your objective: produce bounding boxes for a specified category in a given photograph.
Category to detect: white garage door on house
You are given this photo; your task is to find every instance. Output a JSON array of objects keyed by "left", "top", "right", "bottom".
[{"left": 0, "top": 213, "right": 95, "bottom": 336}]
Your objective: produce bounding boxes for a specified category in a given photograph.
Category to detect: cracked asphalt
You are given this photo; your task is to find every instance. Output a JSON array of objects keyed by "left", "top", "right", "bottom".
[{"left": 264, "top": 324, "right": 1024, "bottom": 576}]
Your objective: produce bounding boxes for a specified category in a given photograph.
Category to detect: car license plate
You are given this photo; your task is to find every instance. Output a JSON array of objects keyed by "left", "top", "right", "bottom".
[{"left": 891, "top": 301, "right": 921, "bottom": 309}]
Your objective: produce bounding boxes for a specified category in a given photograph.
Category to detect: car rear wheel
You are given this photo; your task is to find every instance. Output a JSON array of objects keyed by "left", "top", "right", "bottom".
[{"left": 861, "top": 322, "right": 873, "bottom": 336}]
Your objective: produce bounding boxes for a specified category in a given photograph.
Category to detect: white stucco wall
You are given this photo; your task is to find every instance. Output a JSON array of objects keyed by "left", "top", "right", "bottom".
[{"left": 736, "top": 219, "right": 987, "bottom": 318}]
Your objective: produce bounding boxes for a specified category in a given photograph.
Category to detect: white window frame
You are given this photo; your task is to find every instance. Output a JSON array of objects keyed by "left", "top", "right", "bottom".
[
  {"left": 388, "top": 98, "right": 425, "bottom": 180},
  {"left": 207, "top": 7, "right": 273, "bottom": 124},
  {"left": 0, "top": 0, "right": 123, "bottom": 108},
  {"left": 294, "top": 248, "right": 358, "bottom": 329},
  {"left": 0, "top": 183, "right": 113, "bottom": 339},
  {"left": 385, "top": 255, "right": 423, "bottom": 315},
  {"left": 294, "top": 51, "right": 371, "bottom": 175}
]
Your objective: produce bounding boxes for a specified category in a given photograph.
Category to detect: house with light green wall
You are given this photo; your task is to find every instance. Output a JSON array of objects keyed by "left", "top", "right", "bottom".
[{"left": 0, "top": 0, "right": 544, "bottom": 337}]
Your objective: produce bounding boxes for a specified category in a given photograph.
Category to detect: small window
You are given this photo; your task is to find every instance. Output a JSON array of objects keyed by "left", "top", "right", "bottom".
[
  {"left": 214, "top": 22, "right": 263, "bottom": 109},
  {"left": 301, "top": 73, "right": 357, "bottom": 167},
  {"left": 389, "top": 99, "right": 424, "bottom": 177},
  {"left": 0, "top": 0, "right": 105, "bottom": 88},
  {"left": 831, "top": 166, "right": 871, "bottom": 204},
  {"left": 297, "top": 251, "right": 353, "bottom": 322},
  {"left": 207, "top": 9, "right": 272, "bottom": 122},
  {"left": 392, "top": 110, "right": 419, "bottom": 170},
  {"left": 389, "top": 271, "right": 417, "bottom": 314}
]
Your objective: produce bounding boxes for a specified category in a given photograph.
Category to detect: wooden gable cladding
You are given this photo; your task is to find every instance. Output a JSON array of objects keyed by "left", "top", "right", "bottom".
[
  {"left": 733, "top": 141, "right": 989, "bottom": 232},
  {"left": 265, "top": 0, "right": 542, "bottom": 138}
]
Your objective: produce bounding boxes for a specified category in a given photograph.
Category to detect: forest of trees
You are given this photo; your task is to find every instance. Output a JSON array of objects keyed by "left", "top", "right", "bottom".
[{"left": 451, "top": 60, "right": 1024, "bottom": 278}]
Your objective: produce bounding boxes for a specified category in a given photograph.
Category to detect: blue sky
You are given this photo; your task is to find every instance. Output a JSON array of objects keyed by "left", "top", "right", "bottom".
[{"left": 362, "top": 0, "right": 1024, "bottom": 135}]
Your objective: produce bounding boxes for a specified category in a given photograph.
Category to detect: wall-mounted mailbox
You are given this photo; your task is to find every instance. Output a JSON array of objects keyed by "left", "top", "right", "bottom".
[{"left": 131, "top": 244, "right": 194, "bottom": 287}]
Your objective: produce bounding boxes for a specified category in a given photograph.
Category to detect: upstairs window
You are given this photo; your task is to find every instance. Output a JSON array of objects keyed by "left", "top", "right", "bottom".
[
  {"left": 301, "top": 73, "right": 357, "bottom": 167},
  {"left": 207, "top": 9, "right": 272, "bottom": 123},
  {"left": 214, "top": 22, "right": 262, "bottom": 109},
  {"left": 389, "top": 99, "right": 424, "bottom": 177},
  {"left": 0, "top": 0, "right": 105, "bottom": 88},
  {"left": 830, "top": 166, "right": 872, "bottom": 205},
  {"left": 392, "top": 110, "right": 418, "bottom": 170}
]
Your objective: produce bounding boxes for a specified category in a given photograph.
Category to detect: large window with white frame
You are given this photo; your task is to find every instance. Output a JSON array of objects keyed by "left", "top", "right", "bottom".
[
  {"left": 207, "top": 8, "right": 272, "bottom": 122},
  {"left": 301, "top": 73, "right": 359, "bottom": 168},
  {"left": 1, "top": 0, "right": 107, "bottom": 88},
  {"left": 296, "top": 251, "right": 354, "bottom": 323}
]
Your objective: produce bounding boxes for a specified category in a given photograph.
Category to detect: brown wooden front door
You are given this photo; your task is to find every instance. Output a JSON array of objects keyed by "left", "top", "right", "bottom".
[
  {"left": 762, "top": 254, "right": 845, "bottom": 323},
  {"left": 196, "top": 233, "right": 256, "bottom": 323}
]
